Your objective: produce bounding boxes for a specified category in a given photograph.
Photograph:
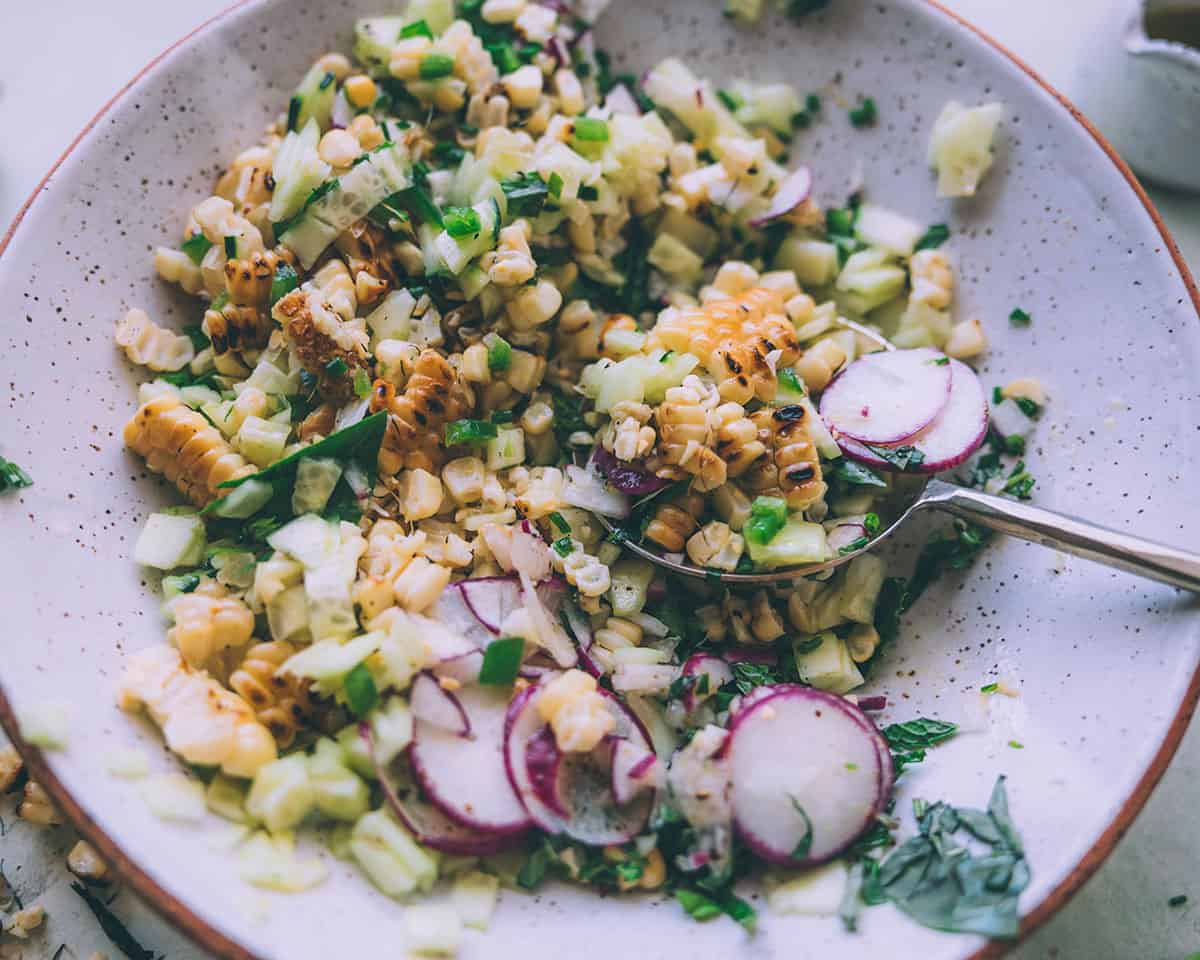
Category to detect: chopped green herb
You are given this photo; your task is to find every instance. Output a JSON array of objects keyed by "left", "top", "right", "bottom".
[
  {"left": 865, "top": 443, "right": 925, "bottom": 472},
  {"left": 444, "top": 419, "right": 499, "bottom": 446},
  {"left": 849, "top": 97, "right": 878, "bottom": 128},
  {"left": 478, "top": 635, "right": 525, "bottom": 685},
  {"left": 443, "top": 205, "right": 482, "bottom": 238},
  {"left": 162, "top": 572, "right": 201, "bottom": 595},
  {"left": 716, "top": 89, "right": 742, "bottom": 112},
  {"left": 907, "top": 520, "right": 991, "bottom": 608},
  {"left": 805, "top": 92, "right": 822, "bottom": 113},
  {"left": 992, "top": 385, "right": 1004, "bottom": 405},
  {"left": 863, "top": 512, "right": 881, "bottom": 535},
  {"left": 980, "top": 682, "right": 999, "bottom": 693},
  {"left": 0, "top": 456, "right": 33, "bottom": 492},
  {"left": 1008, "top": 740, "right": 1024, "bottom": 749},
  {"left": 730, "top": 660, "right": 782, "bottom": 694},
  {"left": 344, "top": 663, "right": 379, "bottom": 717},
  {"left": 286, "top": 95, "right": 302, "bottom": 132},
  {"left": 791, "top": 110, "right": 812, "bottom": 130},
  {"left": 794, "top": 635, "right": 824, "bottom": 655},
  {"left": 778, "top": 367, "right": 806, "bottom": 395},
  {"left": 501, "top": 171, "right": 551, "bottom": 217},
  {"left": 223, "top": 235, "right": 237, "bottom": 259},
  {"left": 838, "top": 536, "right": 870, "bottom": 555},
  {"left": 1002, "top": 459, "right": 1036, "bottom": 500},
  {"left": 546, "top": 172, "right": 564, "bottom": 199},
  {"left": 676, "top": 888, "right": 722, "bottom": 922},
  {"left": 486, "top": 336, "right": 512, "bottom": 372},
  {"left": 1009, "top": 307, "right": 1032, "bottom": 327},
  {"left": 788, "top": 796, "right": 815, "bottom": 860},
  {"left": 182, "top": 324, "right": 210, "bottom": 352},
  {"left": 744, "top": 495, "right": 788, "bottom": 545},
  {"left": 318, "top": 71, "right": 335, "bottom": 90},
  {"left": 826, "top": 206, "right": 857, "bottom": 237},
  {"left": 552, "top": 536, "right": 574, "bottom": 557},
  {"left": 419, "top": 53, "right": 455, "bottom": 80},
  {"left": 269, "top": 262, "right": 300, "bottom": 306},
  {"left": 324, "top": 357, "right": 348, "bottom": 377},
  {"left": 928, "top": 356, "right": 950, "bottom": 366},
  {"left": 181, "top": 232, "right": 213, "bottom": 265},
  {"left": 353, "top": 368, "right": 372, "bottom": 399},
  {"left": 550, "top": 388, "right": 588, "bottom": 449},
  {"left": 572, "top": 117, "right": 610, "bottom": 142},
  {"left": 1014, "top": 396, "right": 1042, "bottom": 419},
  {"left": 660, "top": 351, "right": 675, "bottom": 363},
  {"left": 1169, "top": 894, "right": 1188, "bottom": 908},
  {"left": 1004, "top": 434, "right": 1026, "bottom": 456},
  {"left": 431, "top": 140, "right": 466, "bottom": 166},
  {"left": 400, "top": 19, "right": 433, "bottom": 39},
  {"left": 786, "top": 0, "right": 832, "bottom": 17},
  {"left": 915, "top": 224, "right": 950, "bottom": 251},
  {"left": 516, "top": 839, "right": 553, "bottom": 890},
  {"left": 578, "top": 184, "right": 600, "bottom": 202},
  {"left": 549, "top": 511, "right": 570, "bottom": 533}
]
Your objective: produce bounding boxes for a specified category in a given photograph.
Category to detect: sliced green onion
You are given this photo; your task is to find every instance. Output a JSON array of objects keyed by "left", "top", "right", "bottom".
[
  {"left": 181, "top": 232, "right": 212, "bottom": 265},
  {"left": 444, "top": 419, "right": 499, "bottom": 446},
  {"left": 572, "top": 117, "right": 610, "bottom": 142},
  {"left": 778, "top": 367, "right": 806, "bottom": 395},
  {"left": 478, "top": 636, "right": 524, "bottom": 685},
  {"left": 487, "top": 42, "right": 521, "bottom": 75},
  {"left": 546, "top": 172, "right": 564, "bottom": 199},
  {"left": 552, "top": 536, "right": 574, "bottom": 557},
  {"left": 487, "top": 336, "right": 512, "bottom": 372},
  {"left": 805, "top": 93, "right": 822, "bottom": 113},
  {"left": 716, "top": 89, "right": 742, "bottom": 112},
  {"left": 420, "top": 53, "right": 455, "bottom": 80},
  {"left": 286, "top": 95, "right": 302, "bottom": 132},
  {"left": 443, "top": 206, "right": 482, "bottom": 239},
  {"left": 490, "top": 409, "right": 515, "bottom": 424},
  {"left": 269, "top": 262, "right": 299, "bottom": 306},
  {"left": 318, "top": 71, "right": 335, "bottom": 90},
  {"left": 1009, "top": 307, "right": 1032, "bottom": 327},
  {"left": 400, "top": 19, "right": 433, "bottom": 39},
  {"left": 848, "top": 97, "right": 877, "bottom": 128},
  {"left": 745, "top": 496, "right": 788, "bottom": 545},
  {"left": 915, "top": 224, "right": 950, "bottom": 251},
  {"left": 344, "top": 663, "right": 379, "bottom": 717},
  {"left": 223, "top": 235, "right": 238, "bottom": 259}
]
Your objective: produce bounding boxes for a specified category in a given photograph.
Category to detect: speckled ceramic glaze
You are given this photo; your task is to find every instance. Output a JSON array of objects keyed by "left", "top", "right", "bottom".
[{"left": 1, "top": 1, "right": 1198, "bottom": 958}]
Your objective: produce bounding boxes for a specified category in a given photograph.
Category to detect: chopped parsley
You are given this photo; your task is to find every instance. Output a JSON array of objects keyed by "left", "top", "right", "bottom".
[
  {"left": 486, "top": 336, "right": 512, "bottom": 372},
  {"left": 1014, "top": 396, "right": 1042, "bottom": 419},
  {"left": 716, "top": 89, "right": 742, "bottom": 112},
  {"left": 353, "top": 368, "right": 372, "bottom": 399},
  {"left": 1009, "top": 307, "right": 1032, "bottom": 327},
  {"left": 180, "top": 232, "right": 212, "bottom": 265},
  {"left": 1169, "top": 894, "right": 1189, "bottom": 908},
  {"left": 915, "top": 224, "right": 950, "bottom": 251},
  {"left": 443, "top": 205, "right": 482, "bottom": 238}
]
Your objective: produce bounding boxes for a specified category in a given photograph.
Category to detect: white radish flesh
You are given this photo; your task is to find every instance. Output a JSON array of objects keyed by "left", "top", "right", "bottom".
[
  {"left": 410, "top": 685, "right": 532, "bottom": 835},
  {"left": 610, "top": 738, "right": 660, "bottom": 806},
  {"left": 728, "top": 685, "right": 889, "bottom": 866},
  {"left": 748, "top": 166, "right": 813, "bottom": 228},
  {"left": 819, "top": 347, "right": 952, "bottom": 444},
  {"left": 454, "top": 577, "right": 523, "bottom": 636},
  {"left": 825, "top": 522, "right": 869, "bottom": 554},
  {"left": 409, "top": 673, "right": 471, "bottom": 737},
  {"left": 681, "top": 654, "right": 734, "bottom": 713}
]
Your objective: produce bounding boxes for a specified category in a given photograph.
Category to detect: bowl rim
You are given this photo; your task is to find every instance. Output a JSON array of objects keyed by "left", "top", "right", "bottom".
[{"left": 2, "top": 1, "right": 1198, "bottom": 957}]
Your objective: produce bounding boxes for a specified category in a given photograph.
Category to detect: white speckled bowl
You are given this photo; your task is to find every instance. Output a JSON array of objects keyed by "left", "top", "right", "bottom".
[{"left": 2, "top": 1, "right": 1198, "bottom": 958}]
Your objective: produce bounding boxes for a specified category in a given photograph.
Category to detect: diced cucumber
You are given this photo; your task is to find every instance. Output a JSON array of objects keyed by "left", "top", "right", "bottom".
[
  {"left": 835, "top": 248, "right": 908, "bottom": 314},
  {"left": 746, "top": 516, "right": 828, "bottom": 568},
  {"left": 854, "top": 204, "right": 923, "bottom": 257},
  {"left": 800, "top": 397, "right": 840, "bottom": 460},
  {"left": 791, "top": 632, "right": 863, "bottom": 695},
  {"left": 281, "top": 633, "right": 381, "bottom": 684},
  {"left": 351, "top": 810, "right": 439, "bottom": 898},
  {"left": 369, "top": 696, "right": 415, "bottom": 766},
  {"left": 434, "top": 198, "right": 501, "bottom": 275},
  {"left": 366, "top": 289, "right": 417, "bottom": 347},
  {"left": 731, "top": 81, "right": 802, "bottom": 135},
  {"left": 246, "top": 754, "right": 315, "bottom": 834},
  {"left": 604, "top": 328, "right": 646, "bottom": 356},
  {"left": 206, "top": 774, "right": 251, "bottom": 824},
  {"left": 609, "top": 558, "right": 656, "bottom": 616},
  {"left": 292, "top": 457, "right": 343, "bottom": 515},
  {"left": 292, "top": 63, "right": 339, "bottom": 134},
  {"left": 839, "top": 553, "right": 886, "bottom": 625},
  {"left": 405, "top": 905, "right": 463, "bottom": 956},
  {"left": 337, "top": 723, "right": 377, "bottom": 780},
  {"left": 405, "top": 0, "right": 455, "bottom": 33},
  {"left": 267, "top": 585, "right": 310, "bottom": 643},
  {"left": 270, "top": 119, "right": 330, "bottom": 224},
  {"left": 373, "top": 620, "right": 428, "bottom": 694},
  {"left": 239, "top": 354, "right": 300, "bottom": 397},
  {"left": 775, "top": 368, "right": 807, "bottom": 405},
  {"left": 209, "top": 477, "right": 274, "bottom": 520},
  {"left": 309, "top": 738, "right": 370, "bottom": 822},
  {"left": 133, "top": 512, "right": 206, "bottom": 570},
  {"left": 304, "top": 564, "right": 360, "bottom": 642},
  {"left": 269, "top": 514, "right": 342, "bottom": 567},
  {"left": 643, "top": 351, "right": 700, "bottom": 404},
  {"left": 928, "top": 101, "right": 1005, "bottom": 199},
  {"left": 179, "top": 384, "right": 222, "bottom": 409},
  {"left": 776, "top": 236, "right": 839, "bottom": 288},
  {"left": 659, "top": 209, "right": 720, "bottom": 260},
  {"left": 237, "top": 417, "right": 291, "bottom": 468},
  {"left": 647, "top": 233, "right": 704, "bottom": 284},
  {"left": 452, "top": 871, "right": 500, "bottom": 931},
  {"left": 486, "top": 426, "right": 525, "bottom": 471},
  {"left": 592, "top": 354, "right": 650, "bottom": 413},
  {"left": 642, "top": 58, "right": 750, "bottom": 144},
  {"left": 237, "top": 830, "right": 328, "bottom": 892},
  {"left": 457, "top": 263, "right": 490, "bottom": 301},
  {"left": 281, "top": 145, "right": 411, "bottom": 268},
  {"left": 354, "top": 17, "right": 406, "bottom": 75}
]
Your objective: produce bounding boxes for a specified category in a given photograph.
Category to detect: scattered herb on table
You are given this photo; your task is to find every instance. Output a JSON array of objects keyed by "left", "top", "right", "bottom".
[
  {"left": 915, "top": 224, "right": 950, "bottom": 251},
  {"left": 849, "top": 97, "right": 878, "bottom": 128},
  {"left": 0, "top": 455, "right": 33, "bottom": 493},
  {"left": 72, "top": 882, "right": 159, "bottom": 960},
  {"left": 1009, "top": 307, "right": 1032, "bottom": 327}
]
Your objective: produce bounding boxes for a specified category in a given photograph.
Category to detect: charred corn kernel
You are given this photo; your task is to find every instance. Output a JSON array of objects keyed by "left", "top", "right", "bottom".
[
  {"left": 769, "top": 406, "right": 826, "bottom": 511},
  {"left": 513, "top": 466, "right": 564, "bottom": 518},
  {"left": 442, "top": 456, "right": 487, "bottom": 505},
  {"left": 230, "top": 641, "right": 317, "bottom": 748},
  {"left": 18, "top": 781, "right": 61, "bottom": 826},
  {"left": 519, "top": 400, "right": 554, "bottom": 436},
  {"left": 315, "top": 52, "right": 352, "bottom": 80},
  {"left": 1001, "top": 376, "right": 1047, "bottom": 405},
  {"left": 400, "top": 468, "right": 444, "bottom": 522},
  {"left": 795, "top": 337, "right": 847, "bottom": 392},
  {"left": 67, "top": 840, "right": 109, "bottom": 881},
  {"left": 319, "top": 129, "right": 363, "bottom": 168},
  {"left": 502, "top": 64, "right": 543, "bottom": 110},
  {"left": 710, "top": 401, "right": 768, "bottom": 477},
  {"left": 909, "top": 249, "right": 954, "bottom": 309},
  {"left": 696, "top": 604, "right": 727, "bottom": 643},
  {"left": 377, "top": 349, "right": 474, "bottom": 475},
  {"left": 656, "top": 384, "right": 726, "bottom": 491},
  {"left": 558, "top": 299, "right": 595, "bottom": 334},
  {"left": 594, "top": 616, "right": 643, "bottom": 651},
  {"left": 482, "top": 0, "right": 526, "bottom": 21},
  {"left": 724, "top": 592, "right": 754, "bottom": 645},
  {"left": 375, "top": 339, "right": 420, "bottom": 387},
  {"left": 686, "top": 521, "right": 745, "bottom": 572},
  {"left": 644, "top": 492, "right": 704, "bottom": 553},
  {"left": 507, "top": 280, "right": 562, "bottom": 330},
  {"left": 393, "top": 556, "right": 451, "bottom": 612},
  {"left": 118, "top": 644, "right": 277, "bottom": 778},
  {"left": 115, "top": 308, "right": 195, "bottom": 372},
  {"left": 485, "top": 221, "right": 537, "bottom": 286},
  {"left": 846, "top": 623, "right": 880, "bottom": 663},
  {"left": 3, "top": 905, "right": 45, "bottom": 939},
  {"left": 168, "top": 594, "right": 255, "bottom": 668},
  {"left": 750, "top": 590, "right": 786, "bottom": 642},
  {"left": 944, "top": 318, "right": 988, "bottom": 360},
  {"left": 711, "top": 482, "right": 752, "bottom": 532},
  {"left": 537, "top": 669, "right": 615, "bottom": 753},
  {"left": 344, "top": 74, "right": 378, "bottom": 109},
  {"left": 0, "top": 746, "right": 23, "bottom": 791}
]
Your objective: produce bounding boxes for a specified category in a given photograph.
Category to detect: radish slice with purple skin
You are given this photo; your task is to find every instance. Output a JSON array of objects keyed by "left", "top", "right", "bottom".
[
  {"left": 727, "top": 684, "right": 890, "bottom": 866},
  {"left": 525, "top": 726, "right": 571, "bottom": 818},
  {"left": 826, "top": 522, "right": 869, "bottom": 554},
  {"left": 410, "top": 684, "right": 533, "bottom": 836},
  {"left": 748, "top": 166, "right": 814, "bottom": 228},
  {"left": 680, "top": 654, "right": 734, "bottom": 713},
  {"left": 838, "top": 359, "right": 989, "bottom": 474},
  {"left": 504, "top": 686, "right": 656, "bottom": 844},
  {"left": 819, "top": 347, "right": 953, "bottom": 445},
  {"left": 454, "top": 576, "right": 523, "bottom": 636},
  {"left": 409, "top": 672, "right": 471, "bottom": 737},
  {"left": 364, "top": 728, "right": 524, "bottom": 855},
  {"left": 610, "top": 738, "right": 660, "bottom": 806}
]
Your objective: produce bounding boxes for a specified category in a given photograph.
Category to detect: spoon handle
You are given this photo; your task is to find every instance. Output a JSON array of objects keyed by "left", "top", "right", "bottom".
[{"left": 920, "top": 478, "right": 1200, "bottom": 592}]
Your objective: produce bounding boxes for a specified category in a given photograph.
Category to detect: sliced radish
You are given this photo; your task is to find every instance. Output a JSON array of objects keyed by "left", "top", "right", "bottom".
[
  {"left": 838, "top": 359, "right": 988, "bottom": 474},
  {"left": 819, "top": 347, "right": 952, "bottom": 444},
  {"left": 723, "top": 647, "right": 778, "bottom": 665},
  {"left": 727, "top": 685, "right": 889, "bottom": 866},
  {"left": 504, "top": 686, "right": 655, "bottom": 845},
  {"left": 610, "top": 738, "right": 660, "bottom": 806},
  {"left": 434, "top": 588, "right": 498, "bottom": 648},
  {"left": 680, "top": 654, "right": 734, "bottom": 713},
  {"left": 410, "top": 684, "right": 532, "bottom": 836},
  {"left": 590, "top": 446, "right": 672, "bottom": 496},
  {"left": 748, "top": 166, "right": 814, "bottom": 228},
  {"left": 825, "top": 522, "right": 869, "bottom": 554},
  {"left": 454, "top": 577, "right": 523, "bottom": 636},
  {"left": 409, "top": 672, "right": 471, "bottom": 737},
  {"left": 365, "top": 728, "right": 523, "bottom": 855},
  {"left": 526, "top": 726, "right": 570, "bottom": 818}
]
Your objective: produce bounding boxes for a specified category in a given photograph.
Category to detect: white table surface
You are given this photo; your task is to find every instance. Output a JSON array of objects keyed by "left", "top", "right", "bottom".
[{"left": 3, "top": 1, "right": 1200, "bottom": 958}]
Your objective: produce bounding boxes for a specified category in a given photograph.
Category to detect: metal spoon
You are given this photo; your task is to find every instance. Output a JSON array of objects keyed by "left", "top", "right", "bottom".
[{"left": 592, "top": 320, "right": 1200, "bottom": 592}]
